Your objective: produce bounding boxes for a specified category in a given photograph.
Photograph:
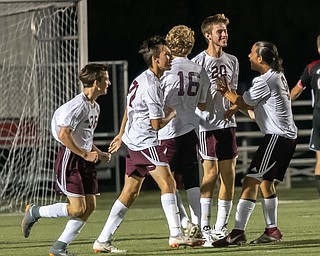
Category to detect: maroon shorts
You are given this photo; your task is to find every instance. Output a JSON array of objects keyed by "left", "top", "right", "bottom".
[
  {"left": 126, "top": 145, "right": 169, "bottom": 177},
  {"left": 199, "top": 127, "right": 238, "bottom": 161},
  {"left": 160, "top": 130, "right": 200, "bottom": 189},
  {"left": 160, "top": 130, "right": 199, "bottom": 171},
  {"left": 54, "top": 147, "right": 98, "bottom": 197},
  {"left": 247, "top": 134, "right": 297, "bottom": 182}
]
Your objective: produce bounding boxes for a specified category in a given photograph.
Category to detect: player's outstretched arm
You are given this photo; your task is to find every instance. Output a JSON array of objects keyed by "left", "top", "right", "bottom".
[
  {"left": 290, "top": 82, "right": 304, "bottom": 101},
  {"left": 92, "top": 144, "right": 111, "bottom": 162},
  {"left": 109, "top": 107, "right": 128, "bottom": 154}
]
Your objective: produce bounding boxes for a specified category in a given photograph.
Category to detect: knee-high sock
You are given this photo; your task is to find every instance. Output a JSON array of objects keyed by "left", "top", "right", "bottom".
[
  {"left": 161, "top": 193, "right": 181, "bottom": 237},
  {"left": 214, "top": 199, "right": 232, "bottom": 230},
  {"left": 234, "top": 199, "right": 255, "bottom": 231},
  {"left": 57, "top": 217, "right": 86, "bottom": 245},
  {"left": 200, "top": 197, "right": 212, "bottom": 229},
  {"left": 38, "top": 203, "right": 68, "bottom": 218},
  {"left": 175, "top": 189, "right": 189, "bottom": 228},
  {"left": 97, "top": 199, "right": 128, "bottom": 243},
  {"left": 186, "top": 187, "right": 201, "bottom": 226},
  {"left": 262, "top": 197, "right": 278, "bottom": 228}
]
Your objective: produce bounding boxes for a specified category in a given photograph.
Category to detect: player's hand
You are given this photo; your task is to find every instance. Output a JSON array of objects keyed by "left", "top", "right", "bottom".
[
  {"left": 108, "top": 135, "right": 122, "bottom": 154},
  {"left": 99, "top": 151, "right": 112, "bottom": 163},
  {"left": 247, "top": 109, "right": 255, "bottom": 120},
  {"left": 224, "top": 105, "right": 239, "bottom": 121},
  {"left": 84, "top": 151, "right": 99, "bottom": 163},
  {"left": 164, "top": 106, "right": 176, "bottom": 119},
  {"left": 216, "top": 76, "right": 229, "bottom": 95},
  {"left": 224, "top": 108, "right": 237, "bottom": 121}
]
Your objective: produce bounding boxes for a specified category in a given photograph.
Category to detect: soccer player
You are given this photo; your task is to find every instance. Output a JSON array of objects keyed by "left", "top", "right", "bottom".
[
  {"left": 290, "top": 34, "right": 320, "bottom": 198},
  {"left": 21, "top": 63, "right": 112, "bottom": 256},
  {"left": 159, "top": 25, "right": 210, "bottom": 237},
  {"left": 191, "top": 14, "right": 239, "bottom": 246},
  {"left": 212, "top": 41, "right": 297, "bottom": 247},
  {"left": 93, "top": 35, "right": 203, "bottom": 253}
]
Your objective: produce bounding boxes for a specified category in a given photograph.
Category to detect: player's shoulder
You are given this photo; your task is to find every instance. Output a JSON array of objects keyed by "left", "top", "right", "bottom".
[
  {"left": 307, "top": 59, "right": 320, "bottom": 72},
  {"left": 55, "top": 93, "right": 87, "bottom": 116},
  {"left": 176, "top": 57, "right": 204, "bottom": 70},
  {"left": 222, "top": 51, "right": 238, "bottom": 62},
  {"left": 308, "top": 59, "right": 320, "bottom": 66},
  {"left": 131, "top": 69, "right": 151, "bottom": 86},
  {"left": 65, "top": 93, "right": 86, "bottom": 107},
  {"left": 191, "top": 51, "right": 206, "bottom": 62}
]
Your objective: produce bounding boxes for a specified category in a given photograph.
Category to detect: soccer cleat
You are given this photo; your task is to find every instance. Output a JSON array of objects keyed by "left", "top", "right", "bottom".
[
  {"left": 201, "top": 226, "right": 214, "bottom": 247},
  {"left": 212, "top": 229, "right": 247, "bottom": 247},
  {"left": 183, "top": 222, "right": 202, "bottom": 239},
  {"left": 169, "top": 235, "right": 204, "bottom": 248},
  {"left": 21, "top": 203, "right": 39, "bottom": 238},
  {"left": 49, "top": 246, "right": 73, "bottom": 256},
  {"left": 93, "top": 240, "right": 127, "bottom": 253},
  {"left": 250, "top": 227, "right": 283, "bottom": 244},
  {"left": 211, "top": 225, "right": 229, "bottom": 241}
]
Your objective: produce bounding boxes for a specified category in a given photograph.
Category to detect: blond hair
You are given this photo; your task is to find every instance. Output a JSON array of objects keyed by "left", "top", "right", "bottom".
[
  {"left": 201, "top": 14, "right": 229, "bottom": 40},
  {"left": 166, "top": 25, "right": 195, "bottom": 57}
]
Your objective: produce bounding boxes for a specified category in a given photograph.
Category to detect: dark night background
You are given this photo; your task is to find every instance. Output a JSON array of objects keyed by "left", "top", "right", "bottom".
[
  {"left": 87, "top": 0, "right": 320, "bottom": 190},
  {"left": 88, "top": 0, "right": 320, "bottom": 132},
  {"left": 88, "top": 0, "right": 320, "bottom": 85}
]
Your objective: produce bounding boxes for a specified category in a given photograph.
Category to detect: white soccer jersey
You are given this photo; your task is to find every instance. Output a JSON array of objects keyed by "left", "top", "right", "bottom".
[
  {"left": 122, "top": 69, "right": 165, "bottom": 151},
  {"left": 51, "top": 92, "right": 100, "bottom": 152},
  {"left": 192, "top": 50, "right": 239, "bottom": 131},
  {"left": 158, "top": 57, "right": 210, "bottom": 140},
  {"left": 243, "top": 69, "right": 297, "bottom": 139}
]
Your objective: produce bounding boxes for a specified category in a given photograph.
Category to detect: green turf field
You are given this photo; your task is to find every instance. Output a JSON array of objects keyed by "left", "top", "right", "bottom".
[{"left": 1, "top": 187, "right": 320, "bottom": 256}]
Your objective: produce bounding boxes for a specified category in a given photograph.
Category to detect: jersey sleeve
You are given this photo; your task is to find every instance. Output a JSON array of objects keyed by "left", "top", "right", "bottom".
[
  {"left": 199, "top": 68, "right": 210, "bottom": 103},
  {"left": 55, "top": 100, "right": 87, "bottom": 130},
  {"left": 243, "top": 77, "right": 270, "bottom": 106},
  {"left": 230, "top": 58, "right": 239, "bottom": 90},
  {"left": 300, "top": 64, "right": 312, "bottom": 89}
]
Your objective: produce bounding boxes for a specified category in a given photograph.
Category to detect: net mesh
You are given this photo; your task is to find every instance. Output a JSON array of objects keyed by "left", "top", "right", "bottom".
[{"left": 0, "top": 1, "right": 81, "bottom": 212}]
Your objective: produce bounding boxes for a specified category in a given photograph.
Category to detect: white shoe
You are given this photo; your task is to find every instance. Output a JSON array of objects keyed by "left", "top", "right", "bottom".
[
  {"left": 183, "top": 222, "right": 202, "bottom": 238},
  {"left": 93, "top": 240, "right": 126, "bottom": 253},
  {"left": 169, "top": 235, "right": 204, "bottom": 248},
  {"left": 202, "top": 226, "right": 214, "bottom": 247},
  {"left": 211, "top": 225, "right": 228, "bottom": 241}
]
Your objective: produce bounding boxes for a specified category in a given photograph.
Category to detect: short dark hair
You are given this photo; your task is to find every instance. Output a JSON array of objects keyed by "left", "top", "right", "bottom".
[
  {"left": 79, "top": 63, "right": 109, "bottom": 88},
  {"left": 138, "top": 35, "right": 167, "bottom": 67}
]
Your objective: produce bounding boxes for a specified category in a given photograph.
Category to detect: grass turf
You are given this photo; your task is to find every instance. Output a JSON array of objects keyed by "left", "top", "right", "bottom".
[{"left": 1, "top": 187, "right": 320, "bottom": 255}]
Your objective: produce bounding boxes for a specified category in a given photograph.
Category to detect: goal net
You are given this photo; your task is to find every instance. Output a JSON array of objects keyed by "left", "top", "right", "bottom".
[{"left": 0, "top": 1, "right": 84, "bottom": 212}]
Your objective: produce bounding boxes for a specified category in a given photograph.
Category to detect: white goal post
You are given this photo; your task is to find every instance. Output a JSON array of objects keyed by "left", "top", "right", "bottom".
[{"left": 0, "top": 0, "right": 88, "bottom": 212}]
